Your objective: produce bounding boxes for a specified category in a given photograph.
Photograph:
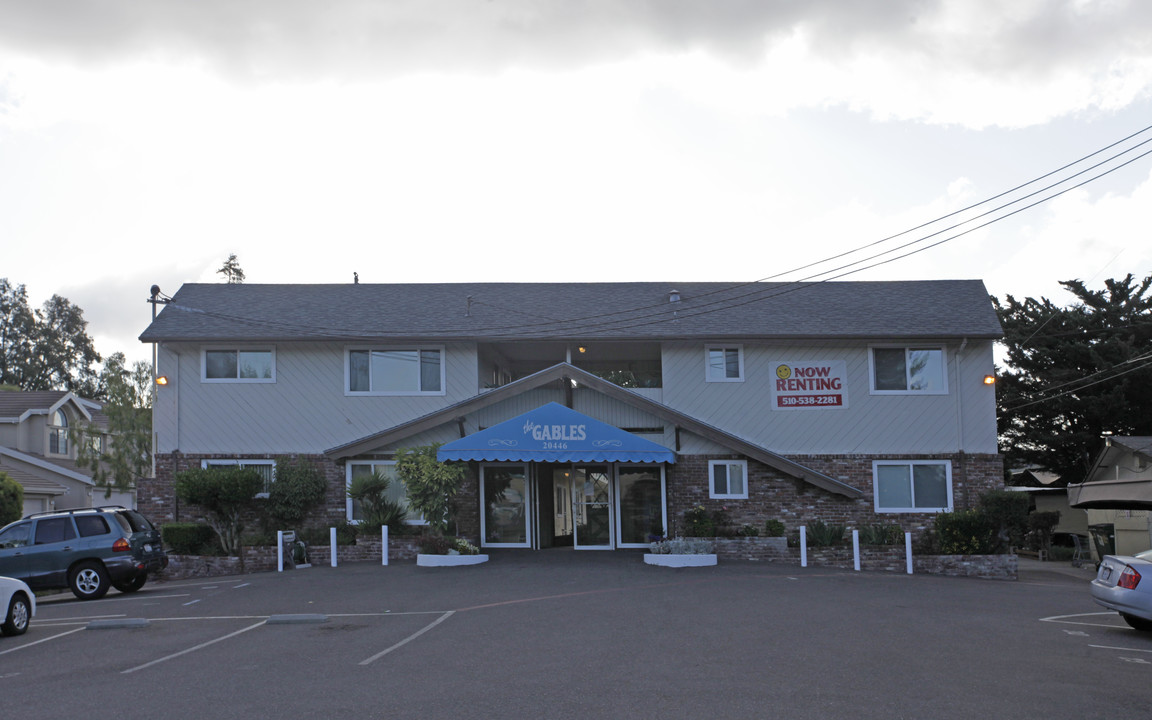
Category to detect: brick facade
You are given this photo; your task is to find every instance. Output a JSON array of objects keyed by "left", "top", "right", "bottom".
[{"left": 141, "top": 451, "right": 1003, "bottom": 549}]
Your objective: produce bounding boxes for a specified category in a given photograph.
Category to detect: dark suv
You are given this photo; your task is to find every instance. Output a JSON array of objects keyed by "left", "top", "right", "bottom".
[{"left": 0, "top": 506, "right": 168, "bottom": 600}]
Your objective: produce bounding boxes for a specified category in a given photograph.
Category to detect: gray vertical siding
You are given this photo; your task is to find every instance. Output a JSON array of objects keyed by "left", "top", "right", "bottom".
[{"left": 660, "top": 339, "right": 997, "bottom": 455}]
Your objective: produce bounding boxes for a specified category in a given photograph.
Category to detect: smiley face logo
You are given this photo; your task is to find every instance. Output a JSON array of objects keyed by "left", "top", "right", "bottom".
[{"left": 775, "top": 364, "right": 791, "bottom": 380}]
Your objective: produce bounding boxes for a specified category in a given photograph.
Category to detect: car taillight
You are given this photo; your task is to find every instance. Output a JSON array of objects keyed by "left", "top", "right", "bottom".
[
  {"left": 112, "top": 538, "right": 131, "bottom": 552},
  {"left": 1119, "top": 565, "right": 1142, "bottom": 590}
]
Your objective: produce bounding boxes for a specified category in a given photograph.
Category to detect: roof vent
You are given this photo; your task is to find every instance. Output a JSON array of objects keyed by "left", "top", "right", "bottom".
[{"left": 668, "top": 289, "right": 680, "bottom": 303}]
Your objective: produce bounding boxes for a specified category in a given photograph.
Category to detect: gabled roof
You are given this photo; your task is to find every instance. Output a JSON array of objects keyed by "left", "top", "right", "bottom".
[
  {"left": 139, "top": 280, "right": 1002, "bottom": 343},
  {"left": 1067, "top": 436, "right": 1152, "bottom": 510},
  {"left": 0, "top": 446, "right": 95, "bottom": 485},
  {"left": 325, "top": 363, "right": 864, "bottom": 499},
  {"left": 0, "top": 391, "right": 95, "bottom": 424}
]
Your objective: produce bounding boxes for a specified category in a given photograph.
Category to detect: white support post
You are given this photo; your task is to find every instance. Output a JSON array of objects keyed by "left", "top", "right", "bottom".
[
  {"left": 277, "top": 530, "right": 284, "bottom": 572},
  {"left": 853, "top": 529, "right": 861, "bottom": 571},
  {"left": 905, "top": 532, "right": 914, "bottom": 574},
  {"left": 800, "top": 526, "right": 808, "bottom": 567},
  {"left": 382, "top": 524, "right": 389, "bottom": 566},
  {"left": 330, "top": 527, "right": 337, "bottom": 568}
]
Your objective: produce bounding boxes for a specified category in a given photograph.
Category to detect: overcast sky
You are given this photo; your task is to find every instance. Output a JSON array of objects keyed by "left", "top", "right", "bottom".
[{"left": 2, "top": 0, "right": 1151, "bottom": 368}]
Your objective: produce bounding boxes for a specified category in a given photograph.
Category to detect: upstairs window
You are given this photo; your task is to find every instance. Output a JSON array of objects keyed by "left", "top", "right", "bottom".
[
  {"left": 49, "top": 409, "right": 68, "bottom": 455},
  {"left": 203, "top": 348, "right": 275, "bottom": 382},
  {"left": 347, "top": 348, "right": 444, "bottom": 395},
  {"left": 705, "top": 345, "right": 744, "bottom": 382},
  {"left": 870, "top": 347, "right": 946, "bottom": 394}
]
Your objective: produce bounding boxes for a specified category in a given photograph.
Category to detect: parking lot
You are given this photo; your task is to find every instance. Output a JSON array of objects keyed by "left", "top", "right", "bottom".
[{"left": 2, "top": 551, "right": 1149, "bottom": 719}]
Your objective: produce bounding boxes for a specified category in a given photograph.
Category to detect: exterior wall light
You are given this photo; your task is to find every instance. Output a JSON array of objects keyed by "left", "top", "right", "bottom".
[
  {"left": 982, "top": 375, "right": 996, "bottom": 385},
  {"left": 155, "top": 376, "right": 169, "bottom": 386},
  {"left": 578, "top": 347, "right": 586, "bottom": 353}
]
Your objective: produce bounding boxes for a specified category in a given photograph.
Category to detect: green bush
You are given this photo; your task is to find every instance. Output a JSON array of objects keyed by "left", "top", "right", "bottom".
[
  {"left": 807, "top": 520, "right": 846, "bottom": 547},
  {"left": 738, "top": 524, "right": 760, "bottom": 537},
  {"left": 934, "top": 509, "right": 1000, "bottom": 554},
  {"left": 977, "top": 490, "right": 1030, "bottom": 549},
  {"left": 0, "top": 471, "right": 22, "bottom": 526},
  {"left": 858, "top": 524, "right": 904, "bottom": 546},
  {"left": 682, "top": 506, "right": 714, "bottom": 537},
  {"left": 347, "top": 471, "right": 410, "bottom": 531},
  {"left": 162, "top": 523, "right": 220, "bottom": 555},
  {"left": 268, "top": 456, "right": 327, "bottom": 526},
  {"left": 764, "top": 519, "right": 786, "bottom": 537},
  {"left": 174, "top": 466, "right": 265, "bottom": 554}
]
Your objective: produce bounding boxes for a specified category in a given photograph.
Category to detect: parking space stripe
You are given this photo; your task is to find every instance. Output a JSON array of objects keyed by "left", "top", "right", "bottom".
[
  {"left": 1090, "top": 644, "right": 1152, "bottom": 653},
  {"left": 359, "top": 611, "right": 455, "bottom": 666},
  {"left": 121, "top": 620, "right": 267, "bottom": 674},
  {"left": 0, "top": 627, "right": 85, "bottom": 655}
]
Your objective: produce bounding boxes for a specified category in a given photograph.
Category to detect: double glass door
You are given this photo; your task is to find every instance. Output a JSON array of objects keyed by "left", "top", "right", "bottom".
[{"left": 479, "top": 463, "right": 665, "bottom": 550}]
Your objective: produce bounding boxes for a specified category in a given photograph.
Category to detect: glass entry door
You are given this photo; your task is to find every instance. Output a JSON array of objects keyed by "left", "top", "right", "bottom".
[{"left": 572, "top": 466, "right": 613, "bottom": 549}]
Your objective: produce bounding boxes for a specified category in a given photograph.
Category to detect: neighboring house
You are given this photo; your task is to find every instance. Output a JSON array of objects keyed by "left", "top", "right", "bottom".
[
  {"left": 138, "top": 280, "right": 1004, "bottom": 550},
  {"left": 1008, "top": 468, "right": 1089, "bottom": 538},
  {"left": 1069, "top": 436, "right": 1152, "bottom": 557},
  {"left": 0, "top": 391, "right": 136, "bottom": 517}
]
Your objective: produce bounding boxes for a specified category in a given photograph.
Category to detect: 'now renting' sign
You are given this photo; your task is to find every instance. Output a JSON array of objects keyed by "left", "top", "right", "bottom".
[{"left": 770, "top": 361, "right": 848, "bottom": 410}]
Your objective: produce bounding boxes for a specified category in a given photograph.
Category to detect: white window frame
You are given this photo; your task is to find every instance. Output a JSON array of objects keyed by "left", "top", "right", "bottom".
[
  {"left": 344, "top": 346, "right": 446, "bottom": 396},
  {"left": 705, "top": 344, "right": 744, "bottom": 383},
  {"left": 872, "top": 460, "right": 953, "bottom": 513},
  {"left": 345, "top": 460, "right": 427, "bottom": 525},
  {"left": 614, "top": 464, "right": 668, "bottom": 549},
  {"left": 479, "top": 463, "right": 531, "bottom": 548},
  {"left": 201, "top": 458, "right": 276, "bottom": 498},
  {"left": 48, "top": 409, "right": 68, "bottom": 456},
  {"left": 708, "top": 459, "right": 748, "bottom": 500},
  {"left": 868, "top": 345, "right": 948, "bottom": 395},
  {"left": 201, "top": 347, "right": 276, "bottom": 383}
]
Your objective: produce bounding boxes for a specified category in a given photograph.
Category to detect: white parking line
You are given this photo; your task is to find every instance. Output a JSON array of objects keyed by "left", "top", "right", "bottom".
[
  {"left": 1089, "top": 644, "right": 1152, "bottom": 653},
  {"left": 1039, "top": 611, "right": 1120, "bottom": 628},
  {"left": 0, "top": 627, "right": 86, "bottom": 655},
  {"left": 359, "top": 611, "right": 455, "bottom": 666},
  {"left": 183, "top": 599, "right": 201, "bottom": 606},
  {"left": 121, "top": 620, "right": 268, "bottom": 674}
]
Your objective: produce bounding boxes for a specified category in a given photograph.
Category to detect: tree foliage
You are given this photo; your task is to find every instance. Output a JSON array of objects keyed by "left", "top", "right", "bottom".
[
  {"left": 346, "top": 471, "right": 409, "bottom": 531},
  {"left": 216, "top": 254, "right": 246, "bottom": 284},
  {"left": 73, "top": 353, "right": 154, "bottom": 495},
  {"left": 173, "top": 466, "right": 264, "bottom": 555},
  {"left": 0, "top": 471, "right": 23, "bottom": 526},
  {"left": 266, "top": 456, "right": 327, "bottom": 526},
  {"left": 394, "top": 443, "right": 466, "bottom": 536},
  {"left": 994, "top": 274, "right": 1152, "bottom": 484},
  {"left": 0, "top": 278, "right": 101, "bottom": 392}
]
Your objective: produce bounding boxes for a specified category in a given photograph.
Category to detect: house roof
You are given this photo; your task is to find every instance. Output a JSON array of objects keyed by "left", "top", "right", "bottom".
[
  {"left": 325, "top": 362, "right": 864, "bottom": 500},
  {"left": 1067, "top": 436, "right": 1152, "bottom": 510},
  {"left": 139, "top": 280, "right": 1002, "bottom": 343},
  {"left": 0, "top": 390, "right": 98, "bottom": 425}
]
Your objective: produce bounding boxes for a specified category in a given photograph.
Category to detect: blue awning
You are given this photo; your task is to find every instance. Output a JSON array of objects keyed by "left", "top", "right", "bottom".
[{"left": 436, "top": 402, "right": 676, "bottom": 464}]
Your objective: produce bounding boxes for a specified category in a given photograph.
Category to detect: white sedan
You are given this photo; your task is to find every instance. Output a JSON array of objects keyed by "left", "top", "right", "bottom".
[
  {"left": 1091, "top": 549, "right": 1152, "bottom": 631},
  {"left": 1, "top": 576, "right": 35, "bottom": 637}
]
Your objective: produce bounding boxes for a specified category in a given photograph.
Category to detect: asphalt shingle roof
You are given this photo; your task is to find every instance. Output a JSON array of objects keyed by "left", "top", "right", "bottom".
[{"left": 138, "top": 280, "right": 1003, "bottom": 343}]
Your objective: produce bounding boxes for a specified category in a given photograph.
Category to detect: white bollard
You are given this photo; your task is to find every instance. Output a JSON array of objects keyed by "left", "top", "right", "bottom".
[
  {"left": 277, "top": 530, "right": 284, "bottom": 572},
  {"left": 330, "top": 527, "right": 337, "bottom": 568},
  {"left": 853, "top": 529, "right": 861, "bottom": 571},
  {"left": 382, "top": 524, "right": 389, "bottom": 566},
  {"left": 905, "top": 532, "right": 914, "bottom": 574},
  {"left": 800, "top": 526, "right": 808, "bottom": 567}
]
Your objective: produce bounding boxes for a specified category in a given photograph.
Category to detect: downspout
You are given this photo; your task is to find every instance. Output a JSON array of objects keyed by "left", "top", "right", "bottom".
[{"left": 954, "top": 338, "right": 968, "bottom": 507}]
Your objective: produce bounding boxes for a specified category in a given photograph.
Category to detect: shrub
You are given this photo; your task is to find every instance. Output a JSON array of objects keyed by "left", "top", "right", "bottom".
[
  {"left": 977, "top": 490, "right": 1030, "bottom": 549},
  {"left": 174, "top": 466, "right": 265, "bottom": 555},
  {"left": 738, "top": 524, "right": 760, "bottom": 537},
  {"left": 395, "top": 443, "right": 467, "bottom": 537},
  {"left": 347, "top": 471, "right": 410, "bottom": 531},
  {"left": 649, "top": 537, "right": 715, "bottom": 555},
  {"left": 858, "top": 524, "right": 904, "bottom": 546},
  {"left": 934, "top": 509, "right": 1000, "bottom": 554},
  {"left": 162, "top": 523, "right": 220, "bottom": 555},
  {"left": 764, "top": 519, "right": 786, "bottom": 537},
  {"left": 806, "top": 520, "right": 847, "bottom": 547},
  {"left": 0, "top": 471, "right": 22, "bottom": 526},
  {"left": 682, "top": 506, "right": 714, "bottom": 537},
  {"left": 267, "top": 456, "right": 327, "bottom": 526},
  {"left": 1027, "top": 511, "right": 1061, "bottom": 552}
]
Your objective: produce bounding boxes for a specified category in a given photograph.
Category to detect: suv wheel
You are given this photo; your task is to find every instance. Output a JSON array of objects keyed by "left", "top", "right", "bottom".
[
  {"left": 113, "top": 574, "right": 147, "bottom": 594},
  {"left": 69, "top": 561, "right": 110, "bottom": 600},
  {"left": 1, "top": 594, "right": 31, "bottom": 636}
]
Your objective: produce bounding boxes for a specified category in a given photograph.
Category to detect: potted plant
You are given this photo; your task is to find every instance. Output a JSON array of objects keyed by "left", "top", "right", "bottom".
[
  {"left": 645, "top": 537, "right": 717, "bottom": 567},
  {"left": 395, "top": 443, "right": 488, "bottom": 567}
]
